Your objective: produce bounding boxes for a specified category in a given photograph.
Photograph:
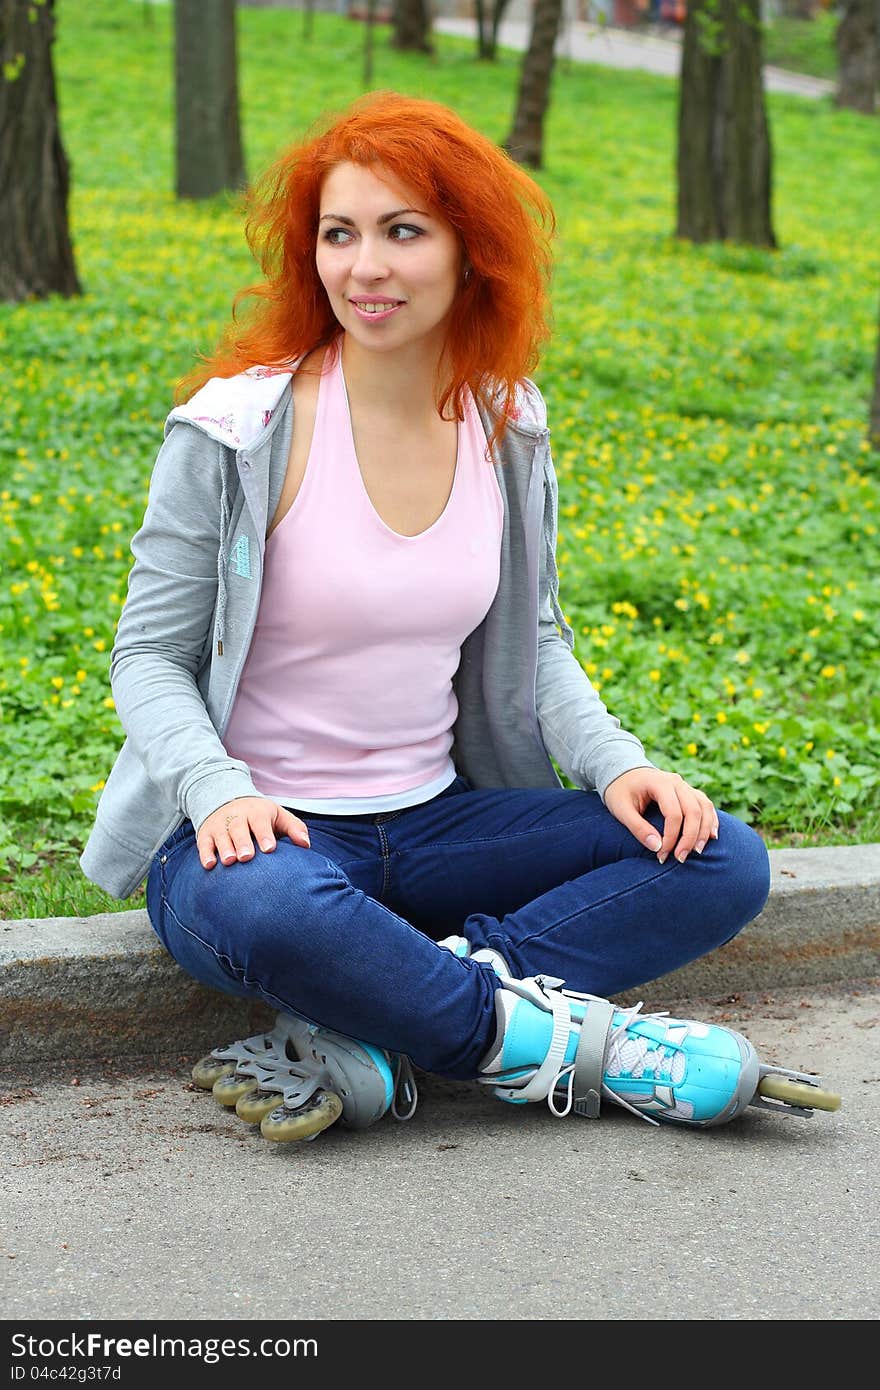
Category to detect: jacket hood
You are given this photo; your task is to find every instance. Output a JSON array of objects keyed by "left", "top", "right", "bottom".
[{"left": 165, "top": 366, "right": 295, "bottom": 452}]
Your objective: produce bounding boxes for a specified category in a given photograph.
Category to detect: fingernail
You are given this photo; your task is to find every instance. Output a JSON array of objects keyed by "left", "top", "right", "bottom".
[
  {"left": 647, "top": 834, "right": 662, "bottom": 851},
  {"left": 676, "top": 849, "right": 687, "bottom": 863},
  {"left": 657, "top": 851, "right": 668, "bottom": 864},
  {"left": 695, "top": 840, "right": 706, "bottom": 854},
  {"left": 260, "top": 840, "right": 274, "bottom": 852},
  {"left": 204, "top": 857, "right": 216, "bottom": 869}
]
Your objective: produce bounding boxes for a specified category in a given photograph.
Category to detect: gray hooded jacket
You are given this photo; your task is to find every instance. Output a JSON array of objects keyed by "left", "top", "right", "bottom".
[{"left": 80, "top": 366, "right": 653, "bottom": 899}]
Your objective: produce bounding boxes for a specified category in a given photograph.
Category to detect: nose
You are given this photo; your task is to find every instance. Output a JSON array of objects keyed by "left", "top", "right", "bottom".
[{"left": 350, "top": 234, "right": 389, "bottom": 283}]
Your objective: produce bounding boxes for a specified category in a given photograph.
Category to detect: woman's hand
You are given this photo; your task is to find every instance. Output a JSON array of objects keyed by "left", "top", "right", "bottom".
[
  {"left": 603, "top": 768, "right": 719, "bottom": 865},
  {"left": 197, "top": 797, "right": 311, "bottom": 870}
]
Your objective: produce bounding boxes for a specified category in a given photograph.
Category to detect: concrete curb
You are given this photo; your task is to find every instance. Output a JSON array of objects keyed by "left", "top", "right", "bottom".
[{"left": 2, "top": 844, "right": 879, "bottom": 1064}]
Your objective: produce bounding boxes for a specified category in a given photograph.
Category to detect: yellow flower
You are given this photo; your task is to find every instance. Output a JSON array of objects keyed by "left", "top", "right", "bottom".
[
  {"left": 820, "top": 665, "right": 837, "bottom": 678},
  {"left": 649, "top": 670, "right": 660, "bottom": 682},
  {"left": 716, "top": 711, "right": 727, "bottom": 724},
  {"left": 825, "top": 749, "right": 835, "bottom": 760},
  {"left": 50, "top": 676, "right": 64, "bottom": 690},
  {"left": 686, "top": 742, "right": 698, "bottom": 756},
  {"left": 778, "top": 746, "right": 787, "bottom": 758}
]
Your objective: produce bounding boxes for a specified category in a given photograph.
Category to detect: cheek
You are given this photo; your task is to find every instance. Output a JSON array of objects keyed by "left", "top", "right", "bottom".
[{"left": 315, "top": 250, "right": 341, "bottom": 295}]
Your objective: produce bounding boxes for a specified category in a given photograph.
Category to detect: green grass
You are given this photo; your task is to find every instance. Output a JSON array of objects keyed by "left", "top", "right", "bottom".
[
  {"left": 762, "top": 10, "right": 838, "bottom": 80},
  {"left": 1, "top": 0, "right": 878, "bottom": 917}
]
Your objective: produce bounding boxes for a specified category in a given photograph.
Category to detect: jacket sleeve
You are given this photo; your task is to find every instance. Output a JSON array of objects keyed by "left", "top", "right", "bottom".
[
  {"left": 534, "top": 439, "right": 656, "bottom": 799},
  {"left": 109, "top": 422, "right": 262, "bottom": 831}
]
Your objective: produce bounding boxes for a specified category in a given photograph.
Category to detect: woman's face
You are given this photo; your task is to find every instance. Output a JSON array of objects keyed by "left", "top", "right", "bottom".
[{"left": 316, "top": 161, "right": 463, "bottom": 360}]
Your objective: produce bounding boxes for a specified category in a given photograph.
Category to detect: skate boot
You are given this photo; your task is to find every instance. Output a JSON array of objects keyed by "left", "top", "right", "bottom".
[
  {"left": 191, "top": 1014, "right": 418, "bottom": 1143},
  {"left": 477, "top": 974, "right": 841, "bottom": 1127}
]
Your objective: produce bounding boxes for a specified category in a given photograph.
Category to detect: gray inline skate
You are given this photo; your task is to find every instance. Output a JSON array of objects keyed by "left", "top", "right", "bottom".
[{"left": 191, "top": 1013, "right": 417, "bottom": 1143}]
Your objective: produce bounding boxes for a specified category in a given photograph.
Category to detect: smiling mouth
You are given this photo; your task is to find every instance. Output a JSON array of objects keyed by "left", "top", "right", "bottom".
[{"left": 349, "top": 299, "right": 403, "bottom": 316}]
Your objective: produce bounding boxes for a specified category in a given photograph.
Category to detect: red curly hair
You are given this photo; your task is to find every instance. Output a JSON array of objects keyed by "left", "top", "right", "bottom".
[{"left": 176, "top": 91, "right": 555, "bottom": 441}]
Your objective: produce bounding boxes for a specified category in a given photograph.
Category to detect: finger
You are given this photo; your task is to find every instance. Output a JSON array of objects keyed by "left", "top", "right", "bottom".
[
  {"left": 655, "top": 785, "right": 684, "bottom": 864},
  {"left": 196, "top": 831, "right": 218, "bottom": 871},
  {"left": 613, "top": 804, "right": 663, "bottom": 854},
  {"left": 273, "top": 807, "right": 311, "bottom": 849},
  {"left": 226, "top": 817, "right": 258, "bottom": 862},
  {"left": 672, "top": 790, "right": 706, "bottom": 862},
  {"left": 693, "top": 795, "right": 718, "bottom": 855}
]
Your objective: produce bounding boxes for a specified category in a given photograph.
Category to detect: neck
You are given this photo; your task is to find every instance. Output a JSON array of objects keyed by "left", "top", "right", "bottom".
[{"left": 339, "top": 333, "right": 451, "bottom": 421}]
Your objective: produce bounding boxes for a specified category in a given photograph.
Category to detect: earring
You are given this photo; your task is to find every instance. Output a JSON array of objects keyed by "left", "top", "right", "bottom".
[{"left": 463, "top": 265, "right": 473, "bottom": 284}]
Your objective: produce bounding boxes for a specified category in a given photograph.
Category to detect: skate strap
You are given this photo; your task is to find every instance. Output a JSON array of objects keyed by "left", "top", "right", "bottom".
[
  {"left": 391, "top": 1055, "right": 419, "bottom": 1122},
  {"left": 571, "top": 997, "right": 616, "bottom": 1119},
  {"left": 502, "top": 989, "right": 572, "bottom": 1104}
]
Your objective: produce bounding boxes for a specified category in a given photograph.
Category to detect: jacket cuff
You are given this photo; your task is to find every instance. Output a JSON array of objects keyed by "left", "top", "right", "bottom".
[
  {"left": 182, "top": 767, "right": 264, "bottom": 833},
  {"left": 595, "top": 752, "right": 657, "bottom": 804}
]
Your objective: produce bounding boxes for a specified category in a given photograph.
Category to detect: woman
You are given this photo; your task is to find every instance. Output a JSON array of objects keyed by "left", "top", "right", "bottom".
[{"left": 82, "top": 92, "right": 788, "bottom": 1142}]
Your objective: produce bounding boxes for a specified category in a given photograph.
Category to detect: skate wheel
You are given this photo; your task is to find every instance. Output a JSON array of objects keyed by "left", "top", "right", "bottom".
[
  {"left": 259, "top": 1090, "right": 344, "bottom": 1143},
  {"left": 757, "top": 1075, "right": 841, "bottom": 1113},
  {"left": 191, "top": 1056, "right": 235, "bottom": 1090},
  {"left": 235, "top": 1086, "right": 283, "bottom": 1125},
  {"left": 212, "top": 1073, "right": 258, "bottom": 1108}
]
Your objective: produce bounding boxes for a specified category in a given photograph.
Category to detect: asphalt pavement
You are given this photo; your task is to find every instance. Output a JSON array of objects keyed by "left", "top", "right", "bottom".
[{"left": 1, "top": 843, "right": 879, "bottom": 1322}]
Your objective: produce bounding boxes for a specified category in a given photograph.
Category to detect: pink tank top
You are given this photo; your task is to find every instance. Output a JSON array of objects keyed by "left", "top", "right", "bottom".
[{"left": 223, "top": 346, "right": 504, "bottom": 812}]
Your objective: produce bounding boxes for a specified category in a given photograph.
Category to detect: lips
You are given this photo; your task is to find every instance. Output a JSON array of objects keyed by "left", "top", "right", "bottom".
[{"left": 348, "top": 298, "right": 404, "bottom": 322}]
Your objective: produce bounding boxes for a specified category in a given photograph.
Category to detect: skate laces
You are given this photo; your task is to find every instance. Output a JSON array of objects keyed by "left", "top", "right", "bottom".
[{"left": 548, "top": 1001, "right": 682, "bottom": 1126}]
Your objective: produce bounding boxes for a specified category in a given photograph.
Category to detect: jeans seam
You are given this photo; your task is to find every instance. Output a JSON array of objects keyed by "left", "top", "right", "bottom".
[
  {"left": 376, "top": 821, "right": 392, "bottom": 899},
  {"left": 506, "top": 859, "right": 679, "bottom": 950},
  {"left": 162, "top": 898, "right": 320, "bottom": 1022}
]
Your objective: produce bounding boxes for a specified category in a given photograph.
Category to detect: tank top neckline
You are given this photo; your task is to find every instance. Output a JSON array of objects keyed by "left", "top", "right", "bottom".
[{"left": 335, "top": 348, "right": 462, "bottom": 543}]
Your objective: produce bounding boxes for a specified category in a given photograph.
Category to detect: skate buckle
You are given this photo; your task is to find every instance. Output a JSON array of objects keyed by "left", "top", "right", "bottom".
[{"left": 572, "top": 1088, "right": 601, "bottom": 1119}]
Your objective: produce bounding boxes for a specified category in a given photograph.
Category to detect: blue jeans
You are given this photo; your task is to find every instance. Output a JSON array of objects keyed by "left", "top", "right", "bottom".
[{"left": 146, "top": 777, "right": 770, "bottom": 1080}]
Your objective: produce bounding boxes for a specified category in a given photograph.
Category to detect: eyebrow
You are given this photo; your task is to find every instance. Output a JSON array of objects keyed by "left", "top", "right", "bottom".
[{"left": 318, "top": 208, "right": 429, "bottom": 226}]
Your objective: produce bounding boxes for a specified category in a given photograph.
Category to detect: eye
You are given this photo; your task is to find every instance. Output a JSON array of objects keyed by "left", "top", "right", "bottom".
[
  {"left": 389, "top": 224, "right": 422, "bottom": 241},
  {"left": 322, "top": 227, "right": 353, "bottom": 246}
]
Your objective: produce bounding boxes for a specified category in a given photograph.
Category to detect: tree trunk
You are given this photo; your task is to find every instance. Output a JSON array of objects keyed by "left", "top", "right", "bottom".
[
  {"left": 504, "top": 0, "right": 564, "bottom": 168},
  {"left": 391, "top": 0, "right": 433, "bottom": 53},
  {"left": 777, "top": 0, "right": 821, "bottom": 16},
  {"left": 476, "top": 0, "right": 514, "bottom": 61},
  {"left": 363, "top": 0, "right": 377, "bottom": 87},
  {"left": 174, "top": 0, "right": 246, "bottom": 200},
  {"left": 835, "top": 0, "right": 879, "bottom": 114},
  {"left": 677, "top": 0, "right": 777, "bottom": 248},
  {"left": 870, "top": 294, "right": 880, "bottom": 449},
  {"left": 0, "top": 0, "right": 81, "bottom": 302}
]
